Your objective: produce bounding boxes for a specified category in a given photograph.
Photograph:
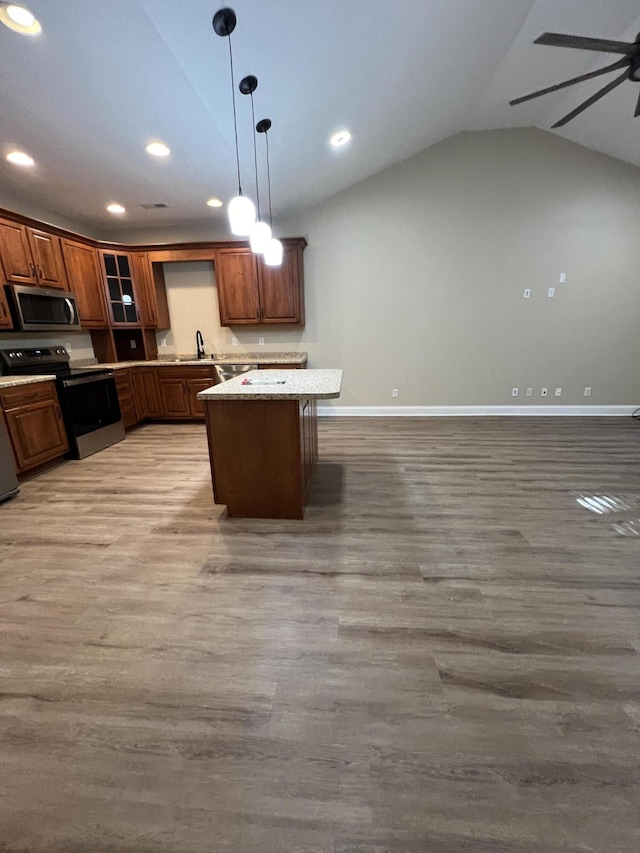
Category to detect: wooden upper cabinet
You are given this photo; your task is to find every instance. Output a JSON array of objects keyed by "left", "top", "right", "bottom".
[
  {"left": 131, "top": 252, "right": 157, "bottom": 328},
  {"left": 0, "top": 218, "right": 38, "bottom": 284},
  {"left": 0, "top": 257, "right": 12, "bottom": 329},
  {"left": 99, "top": 251, "right": 141, "bottom": 327},
  {"left": 61, "top": 239, "right": 109, "bottom": 328},
  {"left": 215, "top": 249, "right": 260, "bottom": 325},
  {"left": 0, "top": 218, "right": 68, "bottom": 290},
  {"left": 257, "top": 242, "right": 304, "bottom": 324},
  {"left": 215, "top": 240, "right": 305, "bottom": 327},
  {"left": 26, "top": 229, "right": 69, "bottom": 290}
]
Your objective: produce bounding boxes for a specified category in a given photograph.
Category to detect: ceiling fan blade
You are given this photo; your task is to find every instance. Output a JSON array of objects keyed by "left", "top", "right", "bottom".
[
  {"left": 551, "top": 69, "right": 629, "bottom": 127},
  {"left": 635, "top": 88, "right": 640, "bottom": 118},
  {"left": 510, "top": 57, "right": 629, "bottom": 105},
  {"left": 535, "top": 32, "right": 635, "bottom": 55}
]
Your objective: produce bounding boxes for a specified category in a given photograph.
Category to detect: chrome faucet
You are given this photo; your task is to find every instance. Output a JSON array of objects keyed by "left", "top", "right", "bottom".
[{"left": 196, "top": 330, "right": 205, "bottom": 360}]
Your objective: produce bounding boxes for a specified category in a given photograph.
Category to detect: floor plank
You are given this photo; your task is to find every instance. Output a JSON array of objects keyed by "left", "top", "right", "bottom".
[{"left": 0, "top": 417, "right": 639, "bottom": 852}]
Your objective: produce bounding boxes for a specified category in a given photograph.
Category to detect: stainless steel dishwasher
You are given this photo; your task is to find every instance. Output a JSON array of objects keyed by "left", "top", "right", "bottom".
[
  {"left": 214, "top": 363, "right": 259, "bottom": 383},
  {"left": 0, "top": 417, "right": 19, "bottom": 502}
]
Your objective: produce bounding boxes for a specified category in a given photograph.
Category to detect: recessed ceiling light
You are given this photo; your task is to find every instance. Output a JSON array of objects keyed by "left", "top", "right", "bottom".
[
  {"left": 106, "top": 203, "right": 125, "bottom": 215},
  {"left": 206, "top": 198, "right": 223, "bottom": 208},
  {"left": 330, "top": 130, "right": 351, "bottom": 148},
  {"left": 145, "top": 142, "right": 170, "bottom": 157},
  {"left": 6, "top": 149, "right": 34, "bottom": 167},
  {"left": 0, "top": 4, "right": 42, "bottom": 35}
]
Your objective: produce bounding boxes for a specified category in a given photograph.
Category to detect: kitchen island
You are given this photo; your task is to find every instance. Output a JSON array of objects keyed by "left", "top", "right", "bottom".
[{"left": 198, "top": 369, "right": 342, "bottom": 519}]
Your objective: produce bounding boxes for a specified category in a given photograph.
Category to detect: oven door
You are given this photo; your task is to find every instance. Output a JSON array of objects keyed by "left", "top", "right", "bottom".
[{"left": 58, "top": 373, "right": 125, "bottom": 459}]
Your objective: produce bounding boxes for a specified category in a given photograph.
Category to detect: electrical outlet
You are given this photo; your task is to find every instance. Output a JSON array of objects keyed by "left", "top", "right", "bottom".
[
  {"left": 258, "top": 337, "right": 265, "bottom": 346},
  {"left": 584, "top": 386, "right": 592, "bottom": 397},
  {"left": 511, "top": 388, "right": 518, "bottom": 397},
  {"left": 130, "top": 339, "right": 137, "bottom": 348},
  {"left": 555, "top": 387, "right": 562, "bottom": 396},
  {"left": 541, "top": 387, "right": 548, "bottom": 397},
  {"left": 231, "top": 336, "right": 238, "bottom": 346},
  {"left": 523, "top": 289, "right": 531, "bottom": 299},
  {"left": 526, "top": 388, "right": 533, "bottom": 397},
  {"left": 392, "top": 389, "right": 399, "bottom": 398},
  {"left": 548, "top": 287, "right": 555, "bottom": 298},
  {"left": 160, "top": 338, "right": 167, "bottom": 347},
  {"left": 559, "top": 273, "right": 566, "bottom": 283},
  {"left": 65, "top": 341, "right": 71, "bottom": 351}
]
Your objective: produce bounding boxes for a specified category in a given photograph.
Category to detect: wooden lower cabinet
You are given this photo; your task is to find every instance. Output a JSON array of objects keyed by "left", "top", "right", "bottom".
[
  {"left": 157, "top": 367, "right": 216, "bottom": 419},
  {"left": 114, "top": 369, "right": 138, "bottom": 429},
  {"left": 135, "top": 368, "right": 162, "bottom": 418},
  {"left": 203, "top": 396, "right": 318, "bottom": 519},
  {"left": 0, "top": 381, "right": 68, "bottom": 474}
]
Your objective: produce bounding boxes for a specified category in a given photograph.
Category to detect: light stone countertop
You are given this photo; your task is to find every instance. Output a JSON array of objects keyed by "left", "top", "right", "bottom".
[
  {"left": 0, "top": 375, "right": 57, "bottom": 389},
  {"left": 197, "top": 369, "right": 342, "bottom": 401},
  {"left": 89, "top": 352, "right": 308, "bottom": 370}
]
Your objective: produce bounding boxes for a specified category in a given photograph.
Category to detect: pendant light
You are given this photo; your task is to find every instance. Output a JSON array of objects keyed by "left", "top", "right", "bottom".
[
  {"left": 239, "top": 75, "right": 272, "bottom": 254},
  {"left": 213, "top": 8, "right": 255, "bottom": 236},
  {"left": 256, "top": 118, "right": 283, "bottom": 267}
]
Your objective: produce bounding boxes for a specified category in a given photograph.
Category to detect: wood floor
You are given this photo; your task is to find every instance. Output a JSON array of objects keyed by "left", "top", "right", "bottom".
[{"left": 1, "top": 417, "right": 639, "bottom": 852}]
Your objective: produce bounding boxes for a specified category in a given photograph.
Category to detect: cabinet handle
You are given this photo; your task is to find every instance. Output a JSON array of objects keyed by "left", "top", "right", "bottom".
[
  {"left": 56, "top": 407, "right": 61, "bottom": 420},
  {"left": 30, "top": 262, "right": 37, "bottom": 277},
  {"left": 0, "top": 301, "right": 5, "bottom": 318},
  {"left": 37, "top": 265, "right": 44, "bottom": 279}
]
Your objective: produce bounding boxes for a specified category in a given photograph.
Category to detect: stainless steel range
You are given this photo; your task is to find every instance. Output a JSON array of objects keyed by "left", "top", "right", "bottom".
[{"left": 0, "top": 347, "right": 125, "bottom": 460}]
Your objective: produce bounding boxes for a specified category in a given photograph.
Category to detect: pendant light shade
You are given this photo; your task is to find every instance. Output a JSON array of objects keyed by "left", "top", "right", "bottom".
[
  {"left": 228, "top": 194, "right": 256, "bottom": 236},
  {"left": 264, "top": 237, "right": 283, "bottom": 267},
  {"left": 213, "top": 8, "right": 256, "bottom": 238},
  {"left": 249, "top": 220, "right": 272, "bottom": 253}
]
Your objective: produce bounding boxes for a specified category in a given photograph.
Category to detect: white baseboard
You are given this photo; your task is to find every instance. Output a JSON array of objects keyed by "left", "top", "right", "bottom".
[{"left": 317, "top": 405, "right": 638, "bottom": 417}]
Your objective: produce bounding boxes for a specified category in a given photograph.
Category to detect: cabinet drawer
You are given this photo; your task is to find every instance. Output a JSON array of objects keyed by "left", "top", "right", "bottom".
[{"left": 0, "top": 380, "right": 57, "bottom": 409}]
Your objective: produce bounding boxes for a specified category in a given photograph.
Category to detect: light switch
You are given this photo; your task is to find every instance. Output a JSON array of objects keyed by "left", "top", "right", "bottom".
[{"left": 548, "top": 287, "right": 555, "bottom": 298}]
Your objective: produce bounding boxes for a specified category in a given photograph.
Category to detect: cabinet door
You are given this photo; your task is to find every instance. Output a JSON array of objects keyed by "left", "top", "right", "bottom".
[
  {"left": 131, "top": 252, "right": 158, "bottom": 328},
  {"left": 187, "top": 377, "right": 215, "bottom": 419},
  {"left": 0, "top": 268, "right": 12, "bottom": 328},
  {"left": 100, "top": 251, "right": 141, "bottom": 327},
  {"left": 61, "top": 239, "right": 109, "bottom": 327},
  {"left": 215, "top": 249, "right": 260, "bottom": 325},
  {"left": 27, "top": 229, "right": 69, "bottom": 290},
  {"left": 4, "top": 399, "right": 69, "bottom": 473},
  {"left": 114, "top": 371, "right": 138, "bottom": 428},
  {"left": 130, "top": 370, "right": 147, "bottom": 420},
  {"left": 257, "top": 243, "right": 303, "bottom": 324},
  {"left": 0, "top": 219, "right": 38, "bottom": 284},
  {"left": 139, "top": 369, "right": 162, "bottom": 417},
  {"left": 159, "top": 378, "right": 191, "bottom": 418}
]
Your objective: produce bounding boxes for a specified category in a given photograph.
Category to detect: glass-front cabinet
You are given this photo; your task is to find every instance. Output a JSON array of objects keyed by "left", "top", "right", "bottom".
[{"left": 99, "top": 251, "right": 140, "bottom": 326}]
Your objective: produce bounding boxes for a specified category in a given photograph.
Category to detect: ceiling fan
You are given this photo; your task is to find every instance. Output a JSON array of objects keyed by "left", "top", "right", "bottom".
[{"left": 510, "top": 31, "right": 640, "bottom": 127}]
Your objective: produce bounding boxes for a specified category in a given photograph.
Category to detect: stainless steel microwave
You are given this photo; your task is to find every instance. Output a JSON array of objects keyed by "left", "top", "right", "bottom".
[{"left": 4, "top": 284, "right": 81, "bottom": 332}]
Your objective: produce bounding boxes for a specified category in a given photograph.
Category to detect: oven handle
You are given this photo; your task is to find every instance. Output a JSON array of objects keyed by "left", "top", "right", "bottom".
[
  {"left": 62, "top": 371, "right": 114, "bottom": 388},
  {"left": 64, "top": 297, "right": 77, "bottom": 326}
]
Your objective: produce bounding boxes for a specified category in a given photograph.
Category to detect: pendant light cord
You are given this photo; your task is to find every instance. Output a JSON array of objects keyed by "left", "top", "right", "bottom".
[
  {"left": 250, "top": 93, "right": 261, "bottom": 220},
  {"left": 227, "top": 37, "right": 242, "bottom": 195}
]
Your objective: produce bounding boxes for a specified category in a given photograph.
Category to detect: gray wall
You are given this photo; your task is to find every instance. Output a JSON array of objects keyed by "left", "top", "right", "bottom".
[
  {"left": 278, "top": 128, "right": 640, "bottom": 407},
  {"left": 3, "top": 128, "right": 640, "bottom": 407}
]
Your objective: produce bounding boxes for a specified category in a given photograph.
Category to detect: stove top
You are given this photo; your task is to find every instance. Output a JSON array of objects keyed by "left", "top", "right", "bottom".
[{"left": 0, "top": 347, "right": 110, "bottom": 380}]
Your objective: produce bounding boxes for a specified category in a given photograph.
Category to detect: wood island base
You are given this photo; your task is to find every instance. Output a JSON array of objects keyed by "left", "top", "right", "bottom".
[{"left": 203, "top": 398, "right": 317, "bottom": 519}]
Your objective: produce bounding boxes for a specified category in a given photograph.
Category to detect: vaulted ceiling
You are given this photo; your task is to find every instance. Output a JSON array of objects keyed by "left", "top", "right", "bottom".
[{"left": 1, "top": 0, "right": 639, "bottom": 232}]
